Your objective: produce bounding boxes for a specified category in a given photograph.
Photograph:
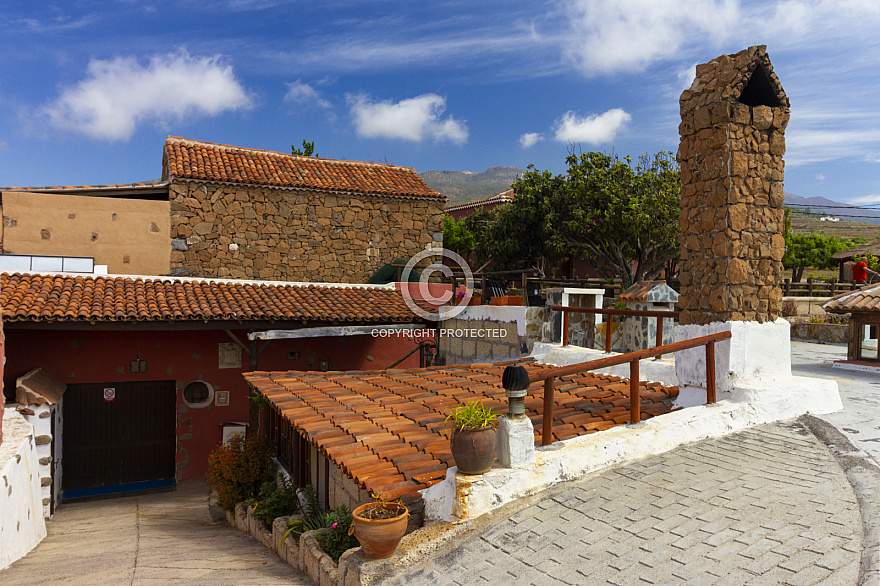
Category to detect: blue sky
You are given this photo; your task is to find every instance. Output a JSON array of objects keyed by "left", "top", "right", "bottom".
[{"left": 2, "top": 1, "right": 879, "bottom": 205}]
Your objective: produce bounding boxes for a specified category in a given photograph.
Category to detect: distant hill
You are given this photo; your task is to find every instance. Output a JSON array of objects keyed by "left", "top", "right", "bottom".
[
  {"left": 784, "top": 192, "right": 880, "bottom": 225},
  {"left": 418, "top": 166, "right": 525, "bottom": 205}
]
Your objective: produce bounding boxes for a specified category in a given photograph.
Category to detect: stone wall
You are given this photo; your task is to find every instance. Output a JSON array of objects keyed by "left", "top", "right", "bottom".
[
  {"left": 169, "top": 181, "right": 445, "bottom": 282},
  {"left": 678, "top": 45, "right": 789, "bottom": 325}
]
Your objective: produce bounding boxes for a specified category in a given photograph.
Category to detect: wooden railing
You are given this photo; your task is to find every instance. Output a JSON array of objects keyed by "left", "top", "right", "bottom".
[
  {"left": 782, "top": 278, "right": 861, "bottom": 297},
  {"left": 553, "top": 305, "right": 681, "bottom": 354},
  {"left": 527, "top": 331, "right": 732, "bottom": 445}
]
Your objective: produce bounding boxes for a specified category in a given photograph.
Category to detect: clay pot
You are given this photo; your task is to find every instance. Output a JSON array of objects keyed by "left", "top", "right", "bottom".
[
  {"left": 450, "top": 426, "right": 498, "bottom": 474},
  {"left": 349, "top": 502, "right": 409, "bottom": 559}
]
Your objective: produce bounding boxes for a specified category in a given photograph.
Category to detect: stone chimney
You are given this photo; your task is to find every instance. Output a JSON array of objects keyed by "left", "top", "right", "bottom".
[{"left": 677, "top": 45, "right": 790, "bottom": 325}]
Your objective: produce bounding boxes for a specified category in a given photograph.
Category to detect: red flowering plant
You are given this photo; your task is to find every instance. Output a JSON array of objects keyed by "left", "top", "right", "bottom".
[{"left": 207, "top": 433, "right": 274, "bottom": 512}]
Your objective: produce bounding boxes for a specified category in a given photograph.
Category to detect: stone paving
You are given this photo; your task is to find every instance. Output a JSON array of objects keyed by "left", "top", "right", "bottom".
[
  {"left": 0, "top": 480, "right": 313, "bottom": 585},
  {"left": 389, "top": 421, "right": 863, "bottom": 585}
]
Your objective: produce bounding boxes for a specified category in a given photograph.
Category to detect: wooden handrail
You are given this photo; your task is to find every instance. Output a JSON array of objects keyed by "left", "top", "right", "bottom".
[{"left": 529, "top": 331, "right": 732, "bottom": 445}]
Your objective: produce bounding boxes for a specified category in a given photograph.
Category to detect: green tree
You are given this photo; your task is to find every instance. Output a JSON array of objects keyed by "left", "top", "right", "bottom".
[
  {"left": 442, "top": 209, "right": 497, "bottom": 271},
  {"left": 489, "top": 168, "right": 569, "bottom": 276},
  {"left": 549, "top": 151, "right": 681, "bottom": 289},
  {"left": 291, "top": 139, "right": 318, "bottom": 157},
  {"left": 442, "top": 215, "right": 474, "bottom": 257},
  {"left": 782, "top": 233, "right": 849, "bottom": 282}
]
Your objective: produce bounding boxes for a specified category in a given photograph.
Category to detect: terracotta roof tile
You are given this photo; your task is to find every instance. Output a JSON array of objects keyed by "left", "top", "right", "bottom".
[
  {"left": 823, "top": 284, "right": 880, "bottom": 313},
  {"left": 246, "top": 361, "right": 679, "bottom": 502},
  {"left": 0, "top": 272, "right": 425, "bottom": 324},
  {"left": 163, "top": 137, "right": 444, "bottom": 202}
]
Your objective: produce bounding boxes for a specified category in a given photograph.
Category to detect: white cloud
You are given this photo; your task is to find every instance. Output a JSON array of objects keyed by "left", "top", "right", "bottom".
[
  {"left": 553, "top": 108, "right": 631, "bottom": 145},
  {"left": 41, "top": 50, "right": 253, "bottom": 141},
  {"left": 284, "top": 80, "right": 331, "bottom": 109},
  {"left": 561, "top": 0, "right": 737, "bottom": 75},
  {"left": 865, "top": 153, "right": 880, "bottom": 163},
  {"left": 348, "top": 93, "right": 468, "bottom": 145},
  {"left": 846, "top": 193, "right": 880, "bottom": 205},
  {"left": 815, "top": 174, "right": 826, "bottom": 182},
  {"left": 519, "top": 132, "right": 543, "bottom": 148}
]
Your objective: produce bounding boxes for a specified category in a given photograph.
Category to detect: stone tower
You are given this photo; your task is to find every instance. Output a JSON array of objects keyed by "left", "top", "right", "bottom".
[{"left": 677, "top": 45, "right": 790, "bottom": 325}]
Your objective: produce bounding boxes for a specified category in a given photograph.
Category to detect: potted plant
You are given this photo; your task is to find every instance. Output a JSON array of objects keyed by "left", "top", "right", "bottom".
[
  {"left": 348, "top": 494, "right": 409, "bottom": 559},
  {"left": 447, "top": 400, "right": 498, "bottom": 474}
]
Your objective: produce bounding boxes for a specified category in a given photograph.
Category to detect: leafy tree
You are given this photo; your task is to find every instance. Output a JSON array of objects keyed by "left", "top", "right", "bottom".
[
  {"left": 549, "top": 151, "right": 681, "bottom": 289},
  {"left": 291, "top": 139, "right": 318, "bottom": 157},
  {"left": 442, "top": 209, "right": 498, "bottom": 271},
  {"left": 442, "top": 215, "right": 475, "bottom": 258},
  {"left": 488, "top": 168, "right": 569, "bottom": 276},
  {"left": 782, "top": 233, "right": 849, "bottom": 282}
]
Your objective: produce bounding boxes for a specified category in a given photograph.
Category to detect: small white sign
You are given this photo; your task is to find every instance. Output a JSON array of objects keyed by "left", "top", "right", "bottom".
[{"left": 103, "top": 387, "right": 116, "bottom": 402}]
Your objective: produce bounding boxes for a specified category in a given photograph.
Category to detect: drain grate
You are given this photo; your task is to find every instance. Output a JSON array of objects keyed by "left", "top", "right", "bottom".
[{"left": 62, "top": 485, "right": 175, "bottom": 504}]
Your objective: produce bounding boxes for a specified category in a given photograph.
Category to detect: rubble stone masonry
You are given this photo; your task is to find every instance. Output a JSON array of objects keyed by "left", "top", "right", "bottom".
[
  {"left": 169, "top": 181, "right": 445, "bottom": 282},
  {"left": 678, "top": 45, "right": 790, "bottom": 325}
]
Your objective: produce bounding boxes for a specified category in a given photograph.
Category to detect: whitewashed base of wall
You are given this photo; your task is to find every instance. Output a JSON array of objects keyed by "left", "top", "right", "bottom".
[
  {"left": 422, "top": 318, "right": 842, "bottom": 523},
  {"left": 0, "top": 408, "right": 47, "bottom": 570}
]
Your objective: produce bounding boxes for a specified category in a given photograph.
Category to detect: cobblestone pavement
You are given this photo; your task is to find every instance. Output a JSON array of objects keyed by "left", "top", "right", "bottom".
[
  {"left": 0, "top": 480, "right": 313, "bottom": 585},
  {"left": 390, "top": 421, "right": 863, "bottom": 585}
]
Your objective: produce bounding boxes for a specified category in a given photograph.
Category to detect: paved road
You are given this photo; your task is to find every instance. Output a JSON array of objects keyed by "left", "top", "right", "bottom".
[
  {"left": 0, "top": 481, "right": 312, "bottom": 585},
  {"left": 390, "top": 421, "right": 864, "bottom": 586},
  {"left": 790, "top": 340, "right": 880, "bottom": 465}
]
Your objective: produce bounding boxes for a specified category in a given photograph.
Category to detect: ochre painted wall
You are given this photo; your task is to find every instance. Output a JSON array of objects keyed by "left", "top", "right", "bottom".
[
  {"left": 4, "top": 327, "right": 429, "bottom": 483},
  {"left": 1, "top": 191, "right": 170, "bottom": 276}
]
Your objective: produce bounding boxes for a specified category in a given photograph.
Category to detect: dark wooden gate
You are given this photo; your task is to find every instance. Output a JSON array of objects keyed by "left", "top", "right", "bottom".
[{"left": 63, "top": 380, "right": 176, "bottom": 491}]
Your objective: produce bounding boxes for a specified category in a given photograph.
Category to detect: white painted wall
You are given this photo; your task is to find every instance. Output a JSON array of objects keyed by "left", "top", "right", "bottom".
[{"left": 0, "top": 408, "right": 47, "bottom": 570}]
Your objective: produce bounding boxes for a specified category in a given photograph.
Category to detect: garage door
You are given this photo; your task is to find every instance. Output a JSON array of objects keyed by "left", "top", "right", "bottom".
[{"left": 62, "top": 380, "right": 176, "bottom": 493}]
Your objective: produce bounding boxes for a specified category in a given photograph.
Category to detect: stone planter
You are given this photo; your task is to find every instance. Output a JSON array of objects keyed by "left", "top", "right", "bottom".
[
  {"left": 234, "top": 502, "right": 249, "bottom": 532},
  {"left": 301, "top": 529, "right": 338, "bottom": 586},
  {"left": 273, "top": 515, "right": 301, "bottom": 567},
  {"left": 247, "top": 505, "right": 274, "bottom": 549},
  {"left": 789, "top": 322, "right": 848, "bottom": 344}
]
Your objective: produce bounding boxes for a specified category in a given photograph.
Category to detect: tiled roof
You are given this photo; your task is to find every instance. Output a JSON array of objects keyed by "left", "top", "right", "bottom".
[
  {"left": 445, "top": 189, "right": 514, "bottom": 213},
  {"left": 823, "top": 284, "right": 880, "bottom": 313},
  {"left": 246, "top": 361, "right": 678, "bottom": 501},
  {"left": 163, "top": 137, "right": 445, "bottom": 202},
  {"left": 0, "top": 272, "right": 424, "bottom": 324}
]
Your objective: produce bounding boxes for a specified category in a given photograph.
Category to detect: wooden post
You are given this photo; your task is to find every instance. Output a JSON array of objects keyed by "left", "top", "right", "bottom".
[
  {"left": 629, "top": 360, "right": 640, "bottom": 424},
  {"left": 562, "top": 310, "right": 569, "bottom": 347},
  {"left": 784, "top": 279, "right": 790, "bottom": 295},
  {"left": 655, "top": 317, "right": 663, "bottom": 359},
  {"left": 605, "top": 315, "right": 613, "bottom": 354},
  {"left": 542, "top": 378, "right": 555, "bottom": 446},
  {"left": 521, "top": 272, "right": 528, "bottom": 306},
  {"left": 706, "top": 341, "right": 716, "bottom": 404},
  {"left": 808, "top": 277, "right": 814, "bottom": 296},
  {"left": 481, "top": 274, "right": 487, "bottom": 305}
]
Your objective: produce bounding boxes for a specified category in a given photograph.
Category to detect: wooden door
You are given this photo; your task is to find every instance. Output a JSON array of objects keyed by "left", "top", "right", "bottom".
[{"left": 62, "top": 380, "right": 176, "bottom": 491}]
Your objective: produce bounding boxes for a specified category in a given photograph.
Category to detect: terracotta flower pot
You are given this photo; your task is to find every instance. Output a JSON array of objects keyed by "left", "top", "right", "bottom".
[
  {"left": 349, "top": 502, "right": 409, "bottom": 559},
  {"left": 450, "top": 425, "right": 498, "bottom": 474}
]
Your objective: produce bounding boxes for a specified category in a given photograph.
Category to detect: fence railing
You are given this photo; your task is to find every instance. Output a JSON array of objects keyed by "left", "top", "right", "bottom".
[
  {"left": 553, "top": 305, "right": 681, "bottom": 354},
  {"left": 527, "top": 331, "right": 732, "bottom": 445},
  {"left": 782, "top": 278, "right": 862, "bottom": 297}
]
